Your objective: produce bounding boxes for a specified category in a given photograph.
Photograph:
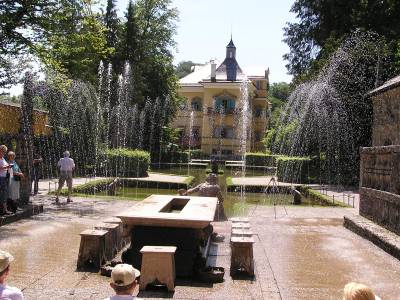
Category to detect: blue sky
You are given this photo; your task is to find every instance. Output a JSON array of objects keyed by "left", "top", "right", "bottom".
[{"left": 117, "top": 0, "right": 296, "bottom": 83}]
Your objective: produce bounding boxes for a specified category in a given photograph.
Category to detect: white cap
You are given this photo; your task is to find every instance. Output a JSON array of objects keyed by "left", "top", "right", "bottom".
[
  {"left": 0, "top": 250, "right": 14, "bottom": 273},
  {"left": 111, "top": 264, "right": 140, "bottom": 286}
]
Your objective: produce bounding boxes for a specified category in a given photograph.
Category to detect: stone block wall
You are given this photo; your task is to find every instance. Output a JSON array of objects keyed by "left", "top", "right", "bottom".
[
  {"left": 359, "top": 187, "right": 400, "bottom": 235},
  {"left": 359, "top": 145, "right": 400, "bottom": 234},
  {"left": 372, "top": 88, "right": 400, "bottom": 146},
  {"left": 360, "top": 145, "right": 400, "bottom": 194}
]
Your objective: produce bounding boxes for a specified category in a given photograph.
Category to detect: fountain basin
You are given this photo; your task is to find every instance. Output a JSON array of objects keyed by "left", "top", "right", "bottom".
[
  {"left": 118, "top": 195, "right": 218, "bottom": 277},
  {"left": 118, "top": 195, "right": 217, "bottom": 231}
]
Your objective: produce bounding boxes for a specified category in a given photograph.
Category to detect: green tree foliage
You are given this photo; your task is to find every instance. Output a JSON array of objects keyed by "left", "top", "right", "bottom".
[
  {"left": 270, "top": 82, "right": 291, "bottom": 101},
  {"left": 175, "top": 61, "right": 202, "bottom": 78},
  {"left": 39, "top": 1, "right": 113, "bottom": 84},
  {"left": 0, "top": 0, "right": 58, "bottom": 87},
  {"left": 104, "top": 0, "right": 119, "bottom": 50},
  {"left": 284, "top": 0, "right": 400, "bottom": 81}
]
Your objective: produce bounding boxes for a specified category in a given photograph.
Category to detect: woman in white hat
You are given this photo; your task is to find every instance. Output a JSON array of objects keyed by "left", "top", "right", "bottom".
[{"left": 0, "top": 250, "right": 24, "bottom": 300}]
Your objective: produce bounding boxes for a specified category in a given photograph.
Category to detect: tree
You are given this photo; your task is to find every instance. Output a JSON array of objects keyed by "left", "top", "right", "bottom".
[
  {"left": 270, "top": 82, "right": 291, "bottom": 101},
  {"left": 124, "top": 0, "right": 138, "bottom": 62},
  {"left": 175, "top": 61, "right": 202, "bottom": 78},
  {"left": 0, "top": 0, "right": 58, "bottom": 87},
  {"left": 104, "top": 0, "right": 119, "bottom": 50},
  {"left": 38, "top": 1, "right": 113, "bottom": 84},
  {"left": 284, "top": 0, "right": 400, "bottom": 81}
]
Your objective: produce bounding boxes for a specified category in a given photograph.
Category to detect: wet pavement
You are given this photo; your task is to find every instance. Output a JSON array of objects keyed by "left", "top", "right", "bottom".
[{"left": 0, "top": 196, "right": 399, "bottom": 299}]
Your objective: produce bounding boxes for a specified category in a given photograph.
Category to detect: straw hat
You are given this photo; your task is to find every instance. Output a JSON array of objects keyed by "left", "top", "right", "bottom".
[{"left": 0, "top": 250, "right": 14, "bottom": 273}]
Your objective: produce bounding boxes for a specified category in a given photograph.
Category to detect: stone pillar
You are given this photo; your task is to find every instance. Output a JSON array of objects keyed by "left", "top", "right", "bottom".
[{"left": 19, "top": 73, "right": 35, "bottom": 204}]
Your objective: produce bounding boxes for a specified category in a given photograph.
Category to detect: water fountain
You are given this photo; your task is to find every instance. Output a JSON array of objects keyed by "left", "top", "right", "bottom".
[
  {"left": 238, "top": 77, "right": 251, "bottom": 198},
  {"left": 270, "top": 32, "right": 387, "bottom": 186}
]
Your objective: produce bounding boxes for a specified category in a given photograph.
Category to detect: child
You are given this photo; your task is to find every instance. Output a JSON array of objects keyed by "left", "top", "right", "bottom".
[
  {"left": 105, "top": 264, "right": 141, "bottom": 300},
  {"left": 0, "top": 250, "right": 24, "bottom": 300}
]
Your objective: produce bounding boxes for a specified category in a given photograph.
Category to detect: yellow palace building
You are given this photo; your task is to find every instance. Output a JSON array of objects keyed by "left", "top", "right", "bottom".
[{"left": 172, "top": 38, "right": 270, "bottom": 158}]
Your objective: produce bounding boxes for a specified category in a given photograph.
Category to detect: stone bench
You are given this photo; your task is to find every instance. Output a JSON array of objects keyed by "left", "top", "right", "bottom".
[
  {"left": 139, "top": 246, "right": 177, "bottom": 292},
  {"left": 230, "top": 236, "right": 255, "bottom": 277},
  {"left": 231, "top": 229, "right": 254, "bottom": 238},
  {"left": 95, "top": 223, "right": 120, "bottom": 259},
  {"left": 77, "top": 229, "right": 107, "bottom": 271},
  {"left": 232, "top": 222, "right": 251, "bottom": 230},
  {"left": 103, "top": 217, "right": 128, "bottom": 249}
]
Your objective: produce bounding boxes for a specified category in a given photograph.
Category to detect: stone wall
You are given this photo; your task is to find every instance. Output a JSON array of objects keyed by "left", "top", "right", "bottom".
[
  {"left": 360, "top": 145, "right": 400, "bottom": 194},
  {"left": 359, "top": 188, "right": 400, "bottom": 235},
  {"left": 371, "top": 87, "right": 400, "bottom": 146},
  {"left": 359, "top": 145, "right": 400, "bottom": 234}
]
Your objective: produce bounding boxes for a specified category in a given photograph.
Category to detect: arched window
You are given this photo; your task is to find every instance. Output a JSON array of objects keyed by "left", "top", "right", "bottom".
[{"left": 191, "top": 97, "right": 202, "bottom": 112}]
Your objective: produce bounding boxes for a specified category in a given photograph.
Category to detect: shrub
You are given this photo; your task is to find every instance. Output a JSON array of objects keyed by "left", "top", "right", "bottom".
[
  {"left": 186, "top": 149, "right": 202, "bottom": 159},
  {"left": 245, "top": 152, "right": 281, "bottom": 166},
  {"left": 73, "top": 178, "right": 114, "bottom": 194},
  {"left": 276, "top": 156, "right": 312, "bottom": 183},
  {"left": 105, "top": 148, "right": 150, "bottom": 177},
  {"left": 159, "top": 151, "right": 189, "bottom": 163}
]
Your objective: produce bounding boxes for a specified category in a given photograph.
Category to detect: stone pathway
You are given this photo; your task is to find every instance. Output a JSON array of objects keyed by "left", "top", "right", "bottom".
[
  {"left": 311, "top": 186, "right": 360, "bottom": 210},
  {"left": 231, "top": 176, "right": 300, "bottom": 187},
  {"left": 0, "top": 197, "right": 399, "bottom": 299},
  {"left": 38, "top": 172, "right": 191, "bottom": 195}
]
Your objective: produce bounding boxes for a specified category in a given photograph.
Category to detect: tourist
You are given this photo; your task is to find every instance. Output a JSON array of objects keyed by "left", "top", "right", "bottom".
[
  {"left": 343, "top": 282, "right": 381, "bottom": 300},
  {"left": 55, "top": 151, "right": 75, "bottom": 204},
  {"left": 0, "top": 145, "right": 12, "bottom": 215},
  {"left": 180, "top": 173, "right": 227, "bottom": 221},
  {"left": 104, "top": 263, "right": 141, "bottom": 300},
  {"left": 0, "top": 250, "right": 24, "bottom": 300},
  {"left": 7, "top": 151, "right": 24, "bottom": 212},
  {"left": 31, "top": 153, "right": 43, "bottom": 196}
]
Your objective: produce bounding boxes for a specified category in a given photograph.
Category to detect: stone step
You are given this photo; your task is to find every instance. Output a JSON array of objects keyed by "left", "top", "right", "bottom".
[{"left": 344, "top": 214, "right": 400, "bottom": 261}]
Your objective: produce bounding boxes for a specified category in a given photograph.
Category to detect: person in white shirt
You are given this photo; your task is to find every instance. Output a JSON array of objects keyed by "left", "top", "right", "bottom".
[
  {"left": 0, "top": 145, "right": 12, "bottom": 215},
  {"left": 0, "top": 250, "right": 24, "bottom": 300},
  {"left": 55, "top": 151, "right": 75, "bottom": 204},
  {"left": 104, "top": 264, "right": 141, "bottom": 300}
]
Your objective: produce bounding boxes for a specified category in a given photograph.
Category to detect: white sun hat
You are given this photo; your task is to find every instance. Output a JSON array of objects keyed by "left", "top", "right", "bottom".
[
  {"left": 0, "top": 250, "right": 14, "bottom": 273},
  {"left": 111, "top": 264, "right": 141, "bottom": 286}
]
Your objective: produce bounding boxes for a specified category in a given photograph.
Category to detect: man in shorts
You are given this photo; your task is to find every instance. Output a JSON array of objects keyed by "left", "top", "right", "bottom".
[{"left": 55, "top": 151, "right": 75, "bottom": 204}]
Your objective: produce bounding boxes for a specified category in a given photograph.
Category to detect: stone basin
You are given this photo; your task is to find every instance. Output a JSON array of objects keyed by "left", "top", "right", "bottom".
[
  {"left": 117, "top": 194, "right": 217, "bottom": 230},
  {"left": 118, "top": 195, "right": 218, "bottom": 277}
]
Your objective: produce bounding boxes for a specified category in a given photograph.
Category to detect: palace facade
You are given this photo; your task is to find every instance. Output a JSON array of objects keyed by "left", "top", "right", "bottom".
[{"left": 172, "top": 39, "right": 270, "bottom": 158}]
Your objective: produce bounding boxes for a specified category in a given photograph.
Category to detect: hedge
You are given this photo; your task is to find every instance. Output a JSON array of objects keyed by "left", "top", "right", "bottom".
[
  {"left": 276, "top": 156, "right": 312, "bottom": 183},
  {"left": 106, "top": 148, "right": 150, "bottom": 177},
  {"left": 157, "top": 151, "right": 189, "bottom": 163},
  {"left": 245, "top": 152, "right": 281, "bottom": 166},
  {"left": 58, "top": 176, "right": 195, "bottom": 196},
  {"left": 72, "top": 178, "right": 114, "bottom": 194},
  {"left": 297, "top": 186, "right": 348, "bottom": 207}
]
